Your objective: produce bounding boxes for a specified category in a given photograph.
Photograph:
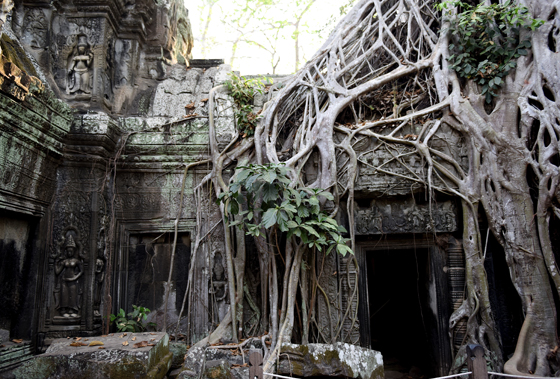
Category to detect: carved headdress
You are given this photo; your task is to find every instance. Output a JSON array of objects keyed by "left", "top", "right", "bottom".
[
  {"left": 77, "top": 34, "right": 88, "bottom": 47},
  {"left": 65, "top": 234, "right": 76, "bottom": 248}
]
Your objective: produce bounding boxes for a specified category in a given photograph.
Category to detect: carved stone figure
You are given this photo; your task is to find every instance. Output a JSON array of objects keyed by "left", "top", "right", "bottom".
[
  {"left": 210, "top": 252, "right": 228, "bottom": 322},
  {"left": 66, "top": 35, "right": 93, "bottom": 95},
  {"left": 54, "top": 234, "right": 83, "bottom": 318},
  {"left": 94, "top": 218, "right": 107, "bottom": 317},
  {"left": 210, "top": 252, "right": 227, "bottom": 301},
  {"left": 93, "top": 258, "right": 104, "bottom": 317}
]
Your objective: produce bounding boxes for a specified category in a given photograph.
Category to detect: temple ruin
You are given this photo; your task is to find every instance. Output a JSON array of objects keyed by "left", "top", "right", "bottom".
[{"left": 0, "top": 0, "right": 558, "bottom": 378}]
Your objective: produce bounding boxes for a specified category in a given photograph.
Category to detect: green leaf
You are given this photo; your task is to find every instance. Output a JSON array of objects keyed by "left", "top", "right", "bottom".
[
  {"left": 298, "top": 206, "right": 310, "bottom": 218},
  {"left": 301, "top": 224, "right": 320, "bottom": 238},
  {"left": 261, "top": 170, "right": 277, "bottom": 183},
  {"left": 245, "top": 174, "right": 260, "bottom": 189},
  {"left": 293, "top": 190, "right": 302, "bottom": 206},
  {"left": 235, "top": 168, "right": 252, "bottom": 183},
  {"left": 336, "top": 244, "right": 353, "bottom": 256},
  {"left": 262, "top": 183, "right": 279, "bottom": 203},
  {"left": 286, "top": 220, "right": 299, "bottom": 228},
  {"left": 310, "top": 204, "right": 321, "bottom": 215},
  {"left": 318, "top": 191, "right": 334, "bottom": 201},
  {"left": 262, "top": 208, "right": 278, "bottom": 229},
  {"left": 228, "top": 199, "right": 239, "bottom": 215},
  {"left": 308, "top": 196, "right": 319, "bottom": 206},
  {"left": 282, "top": 203, "right": 297, "bottom": 214}
]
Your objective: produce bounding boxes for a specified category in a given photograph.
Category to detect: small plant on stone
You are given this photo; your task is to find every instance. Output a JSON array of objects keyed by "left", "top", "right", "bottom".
[
  {"left": 224, "top": 73, "right": 269, "bottom": 138},
  {"left": 110, "top": 305, "right": 152, "bottom": 333}
]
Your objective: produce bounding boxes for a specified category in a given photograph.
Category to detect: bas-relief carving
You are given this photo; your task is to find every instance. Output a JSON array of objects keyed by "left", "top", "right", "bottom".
[
  {"left": 53, "top": 230, "right": 85, "bottom": 323},
  {"left": 114, "top": 39, "right": 135, "bottom": 87},
  {"left": 21, "top": 8, "right": 48, "bottom": 49},
  {"left": 93, "top": 216, "right": 108, "bottom": 318},
  {"left": 66, "top": 34, "right": 93, "bottom": 95},
  {"left": 113, "top": 171, "right": 196, "bottom": 219},
  {"left": 45, "top": 188, "right": 93, "bottom": 328},
  {"left": 317, "top": 251, "right": 338, "bottom": 342},
  {"left": 103, "top": 35, "right": 115, "bottom": 102},
  {"left": 67, "top": 18, "right": 103, "bottom": 46},
  {"left": 355, "top": 199, "right": 458, "bottom": 235},
  {"left": 209, "top": 251, "right": 228, "bottom": 322},
  {"left": 356, "top": 148, "right": 425, "bottom": 195},
  {"left": 11, "top": 0, "right": 194, "bottom": 114},
  {"left": 355, "top": 125, "right": 467, "bottom": 195},
  {"left": 46, "top": 16, "right": 105, "bottom": 99},
  {"left": 339, "top": 256, "right": 360, "bottom": 344}
]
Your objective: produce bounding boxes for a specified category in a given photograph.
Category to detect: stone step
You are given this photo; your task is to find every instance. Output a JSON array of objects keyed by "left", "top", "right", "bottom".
[{"left": 0, "top": 343, "right": 34, "bottom": 372}]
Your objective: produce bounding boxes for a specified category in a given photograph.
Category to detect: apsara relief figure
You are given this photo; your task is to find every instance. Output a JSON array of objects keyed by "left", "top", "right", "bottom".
[
  {"left": 54, "top": 234, "right": 83, "bottom": 318},
  {"left": 66, "top": 35, "right": 93, "bottom": 95}
]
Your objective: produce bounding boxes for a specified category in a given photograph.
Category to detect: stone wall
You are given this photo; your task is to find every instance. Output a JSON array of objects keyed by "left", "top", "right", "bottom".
[
  {"left": 35, "top": 62, "right": 232, "bottom": 341},
  {"left": 0, "top": 0, "right": 230, "bottom": 346},
  {"left": 0, "top": 33, "right": 72, "bottom": 345},
  {"left": 9, "top": 0, "right": 193, "bottom": 115}
]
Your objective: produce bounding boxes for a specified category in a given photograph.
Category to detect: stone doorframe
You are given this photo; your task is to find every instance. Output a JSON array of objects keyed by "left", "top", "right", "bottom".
[
  {"left": 111, "top": 219, "right": 195, "bottom": 327},
  {"left": 355, "top": 235, "right": 454, "bottom": 376}
]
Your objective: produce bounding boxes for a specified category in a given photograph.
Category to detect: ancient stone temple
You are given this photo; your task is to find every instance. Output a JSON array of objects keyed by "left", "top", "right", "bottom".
[{"left": 0, "top": 0, "right": 527, "bottom": 378}]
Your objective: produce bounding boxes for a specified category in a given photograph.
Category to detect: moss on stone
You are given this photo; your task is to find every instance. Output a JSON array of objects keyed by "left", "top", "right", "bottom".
[{"left": 169, "top": 342, "right": 188, "bottom": 368}]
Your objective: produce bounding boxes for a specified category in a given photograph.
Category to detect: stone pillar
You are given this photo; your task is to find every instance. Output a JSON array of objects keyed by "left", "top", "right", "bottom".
[
  {"left": 38, "top": 113, "right": 118, "bottom": 338},
  {"left": 447, "top": 237, "right": 466, "bottom": 353}
]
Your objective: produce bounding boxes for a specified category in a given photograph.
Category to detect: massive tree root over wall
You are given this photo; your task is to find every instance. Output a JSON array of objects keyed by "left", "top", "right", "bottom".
[{"left": 185, "top": 0, "right": 560, "bottom": 375}]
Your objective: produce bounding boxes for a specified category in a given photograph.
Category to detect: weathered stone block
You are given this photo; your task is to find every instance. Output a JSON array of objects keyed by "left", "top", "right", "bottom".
[
  {"left": 203, "top": 360, "right": 234, "bottom": 379},
  {"left": 279, "top": 343, "right": 384, "bottom": 379},
  {"left": 13, "top": 332, "right": 172, "bottom": 379},
  {"left": 169, "top": 342, "right": 188, "bottom": 369},
  {"left": 178, "top": 346, "right": 205, "bottom": 379}
]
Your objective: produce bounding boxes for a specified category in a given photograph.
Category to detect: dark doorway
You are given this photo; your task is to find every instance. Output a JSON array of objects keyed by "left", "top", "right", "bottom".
[
  {"left": 367, "top": 248, "right": 434, "bottom": 379},
  {"left": 126, "top": 232, "right": 190, "bottom": 315},
  {"left": 0, "top": 210, "right": 38, "bottom": 341}
]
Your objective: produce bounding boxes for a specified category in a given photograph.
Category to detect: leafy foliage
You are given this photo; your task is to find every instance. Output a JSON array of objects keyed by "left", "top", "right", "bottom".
[
  {"left": 110, "top": 305, "right": 154, "bottom": 333},
  {"left": 218, "top": 163, "right": 353, "bottom": 255},
  {"left": 437, "top": 0, "right": 543, "bottom": 103},
  {"left": 224, "top": 73, "right": 269, "bottom": 137}
]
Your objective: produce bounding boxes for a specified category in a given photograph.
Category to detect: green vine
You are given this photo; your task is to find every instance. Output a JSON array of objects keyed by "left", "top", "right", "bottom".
[
  {"left": 437, "top": 0, "right": 543, "bottom": 103},
  {"left": 224, "top": 73, "right": 269, "bottom": 137},
  {"left": 218, "top": 163, "right": 352, "bottom": 256}
]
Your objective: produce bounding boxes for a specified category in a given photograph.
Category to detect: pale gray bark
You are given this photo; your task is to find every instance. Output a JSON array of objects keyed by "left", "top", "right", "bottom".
[{"left": 189, "top": 0, "right": 560, "bottom": 376}]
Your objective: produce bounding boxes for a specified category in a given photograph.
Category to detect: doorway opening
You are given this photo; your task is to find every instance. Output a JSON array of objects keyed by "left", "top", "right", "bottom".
[
  {"left": 368, "top": 248, "right": 434, "bottom": 379},
  {"left": 125, "top": 232, "right": 190, "bottom": 319}
]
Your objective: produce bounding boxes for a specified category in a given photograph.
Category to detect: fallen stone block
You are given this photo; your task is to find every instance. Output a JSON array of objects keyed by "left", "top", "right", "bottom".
[
  {"left": 13, "top": 332, "right": 173, "bottom": 379},
  {"left": 278, "top": 342, "right": 384, "bottom": 379}
]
